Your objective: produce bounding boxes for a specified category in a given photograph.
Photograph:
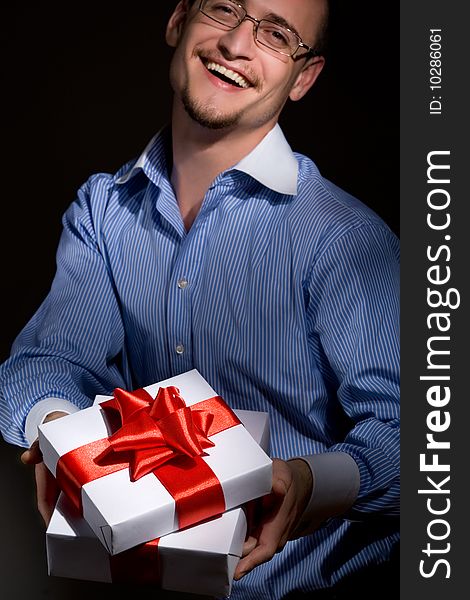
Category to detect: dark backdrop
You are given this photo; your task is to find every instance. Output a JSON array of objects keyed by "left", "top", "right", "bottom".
[{"left": 0, "top": 2, "right": 398, "bottom": 598}]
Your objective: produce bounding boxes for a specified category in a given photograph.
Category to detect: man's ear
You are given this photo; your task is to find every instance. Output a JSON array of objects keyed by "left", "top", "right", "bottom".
[
  {"left": 166, "top": 0, "right": 190, "bottom": 48},
  {"left": 289, "top": 56, "right": 325, "bottom": 102}
]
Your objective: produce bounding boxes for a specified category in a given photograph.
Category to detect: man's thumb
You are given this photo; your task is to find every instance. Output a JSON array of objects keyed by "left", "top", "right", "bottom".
[{"left": 21, "top": 439, "right": 42, "bottom": 465}]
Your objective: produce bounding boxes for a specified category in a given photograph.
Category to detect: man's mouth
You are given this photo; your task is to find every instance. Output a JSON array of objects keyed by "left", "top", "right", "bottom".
[{"left": 202, "top": 59, "right": 252, "bottom": 89}]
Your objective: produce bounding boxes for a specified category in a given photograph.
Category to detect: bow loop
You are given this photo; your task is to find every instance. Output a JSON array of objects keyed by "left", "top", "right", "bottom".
[
  {"left": 159, "top": 407, "right": 206, "bottom": 457},
  {"left": 149, "top": 386, "right": 187, "bottom": 419},
  {"left": 97, "top": 386, "right": 216, "bottom": 481},
  {"left": 130, "top": 446, "right": 175, "bottom": 481},
  {"left": 102, "top": 387, "right": 154, "bottom": 424},
  {"left": 106, "top": 412, "right": 166, "bottom": 453},
  {"left": 191, "top": 409, "right": 215, "bottom": 437}
]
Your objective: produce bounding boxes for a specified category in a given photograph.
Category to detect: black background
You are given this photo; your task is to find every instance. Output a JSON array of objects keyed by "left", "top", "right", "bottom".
[{"left": 0, "top": 2, "right": 398, "bottom": 598}]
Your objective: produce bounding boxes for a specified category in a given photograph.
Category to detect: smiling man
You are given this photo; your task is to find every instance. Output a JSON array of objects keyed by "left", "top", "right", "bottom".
[
  {"left": 0, "top": 1, "right": 400, "bottom": 599},
  {"left": 169, "top": 0, "right": 325, "bottom": 128},
  {"left": 166, "top": 0, "right": 327, "bottom": 230}
]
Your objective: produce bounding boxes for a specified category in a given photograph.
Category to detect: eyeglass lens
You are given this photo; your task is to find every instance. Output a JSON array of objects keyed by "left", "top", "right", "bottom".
[{"left": 200, "top": 0, "right": 300, "bottom": 56}]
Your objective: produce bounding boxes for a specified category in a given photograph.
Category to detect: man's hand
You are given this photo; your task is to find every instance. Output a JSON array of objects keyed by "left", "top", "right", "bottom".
[
  {"left": 20, "top": 411, "right": 68, "bottom": 526},
  {"left": 234, "top": 458, "right": 313, "bottom": 580}
]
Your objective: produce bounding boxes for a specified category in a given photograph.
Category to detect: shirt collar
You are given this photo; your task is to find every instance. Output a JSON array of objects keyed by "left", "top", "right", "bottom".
[
  {"left": 233, "top": 124, "right": 298, "bottom": 195},
  {"left": 115, "top": 129, "right": 166, "bottom": 186},
  {"left": 116, "top": 123, "right": 298, "bottom": 195}
]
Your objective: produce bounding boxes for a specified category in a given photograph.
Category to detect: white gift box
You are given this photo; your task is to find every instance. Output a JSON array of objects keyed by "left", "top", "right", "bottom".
[
  {"left": 39, "top": 370, "right": 272, "bottom": 555},
  {"left": 46, "top": 409, "right": 270, "bottom": 597}
]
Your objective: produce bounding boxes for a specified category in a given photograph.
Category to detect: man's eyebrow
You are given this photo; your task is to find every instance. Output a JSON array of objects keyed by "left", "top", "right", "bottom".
[
  {"left": 263, "top": 12, "right": 302, "bottom": 39},
  {"left": 235, "top": 0, "right": 303, "bottom": 39}
]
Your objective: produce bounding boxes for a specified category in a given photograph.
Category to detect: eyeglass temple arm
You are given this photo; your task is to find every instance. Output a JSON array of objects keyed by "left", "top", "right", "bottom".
[{"left": 298, "top": 42, "right": 321, "bottom": 57}]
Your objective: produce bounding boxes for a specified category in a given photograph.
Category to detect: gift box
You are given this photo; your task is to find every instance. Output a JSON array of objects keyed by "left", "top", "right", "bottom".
[
  {"left": 39, "top": 369, "right": 272, "bottom": 555},
  {"left": 46, "top": 409, "right": 270, "bottom": 597}
]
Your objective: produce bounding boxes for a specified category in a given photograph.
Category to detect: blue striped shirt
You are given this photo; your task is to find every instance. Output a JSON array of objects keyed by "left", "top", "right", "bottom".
[{"left": 0, "top": 125, "right": 399, "bottom": 597}]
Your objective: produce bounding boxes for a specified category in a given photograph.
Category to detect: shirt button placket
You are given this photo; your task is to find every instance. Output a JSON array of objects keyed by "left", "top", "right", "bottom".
[
  {"left": 175, "top": 279, "right": 188, "bottom": 357},
  {"left": 167, "top": 229, "right": 204, "bottom": 371}
]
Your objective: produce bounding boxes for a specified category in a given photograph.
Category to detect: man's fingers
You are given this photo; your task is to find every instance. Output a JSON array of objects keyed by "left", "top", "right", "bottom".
[
  {"left": 21, "top": 412, "right": 67, "bottom": 466},
  {"left": 242, "top": 535, "right": 258, "bottom": 557},
  {"left": 35, "top": 462, "right": 60, "bottom": 526},
  {"left": 236, "top": 504, "right": 292, "bottom": 579},
  {"left": 235, "top": 523, "right": 291, "bottom": 579},
  {"left": 37, "top": 498, "right": 55, "bottom": 526},
  {"left": 20, "top": 411, "right": 68, "bottom": 526},
  {"left": 235, "top": 539, "right": 279, "bottom": 580},
  {"left": 20, "top": 439, "right": 42, "bottom": 465},
  {"left": 235, "top": 460, "right": 309, "bottom": 579},
  {"left": 271, "top": 474, "right": 289, "bottom": 497}
]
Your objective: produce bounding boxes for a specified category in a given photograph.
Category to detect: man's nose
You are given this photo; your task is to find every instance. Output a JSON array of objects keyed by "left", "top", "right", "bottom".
[{"left": 217, "top": 18, "right": 258, "bottom": 60}]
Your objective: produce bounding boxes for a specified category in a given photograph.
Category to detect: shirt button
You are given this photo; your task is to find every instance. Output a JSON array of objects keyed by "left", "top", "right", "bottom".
[
  {"left": 175, "top": 344, "right": 185, "bottom": 355},
  {"left": 177, "top": 278, "right": 188, "bottom": 290}
]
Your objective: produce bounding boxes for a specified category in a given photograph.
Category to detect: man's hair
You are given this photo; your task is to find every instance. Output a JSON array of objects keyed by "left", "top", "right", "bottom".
[
  {"left": 184, "top": 0, "right": 330, "bottom": 56},
  {"left": 313, "top": 0, "right": 330, "bottom": 56}
]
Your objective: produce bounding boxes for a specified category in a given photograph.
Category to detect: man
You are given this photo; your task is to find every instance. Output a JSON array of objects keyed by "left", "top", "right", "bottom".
[{"left": 0, "top": 1, "right": 400, "bottom": 598}]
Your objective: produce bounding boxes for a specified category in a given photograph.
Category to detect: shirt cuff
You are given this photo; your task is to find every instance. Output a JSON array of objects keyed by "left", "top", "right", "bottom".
[
  {"left": 289, "top": 452, "right": 360, "bottom": 538},
  {"left": 25, "top": 398, "right": 80, "bottom": 447}
]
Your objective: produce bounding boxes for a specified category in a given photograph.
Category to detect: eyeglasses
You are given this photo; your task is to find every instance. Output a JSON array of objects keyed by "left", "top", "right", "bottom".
[{"left": 198, "top": 0, "right": 320, "bottom": 58}]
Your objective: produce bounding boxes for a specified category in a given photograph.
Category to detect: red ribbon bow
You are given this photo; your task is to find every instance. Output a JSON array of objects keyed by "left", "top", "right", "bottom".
[
  {"left": 56, "top": 385, "right": 241, "bottom": 530},
  {"left": 96, "top": 386, "right": 216, "bottom": 481}
]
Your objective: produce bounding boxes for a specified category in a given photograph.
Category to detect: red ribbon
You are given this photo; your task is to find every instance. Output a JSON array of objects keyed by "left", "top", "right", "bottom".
[{"left": 56, "top": 386, "right": 240, "bottom": 530}]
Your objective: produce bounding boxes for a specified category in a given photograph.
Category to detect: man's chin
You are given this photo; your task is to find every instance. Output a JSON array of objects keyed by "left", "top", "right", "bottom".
[
  {"left": 186, "top": 106, "right": 240, "bottom": 130},
  {"left": 192, "top": 114, "right": 240, "bottom": 130},
  {"left": 181, "top": 90, "right": 240, "bottom": 130}
]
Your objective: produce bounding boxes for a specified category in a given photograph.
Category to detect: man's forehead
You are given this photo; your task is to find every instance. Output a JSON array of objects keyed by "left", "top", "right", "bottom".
[{"left": 234, "top": 0, "right": 323, "bottom": 16}]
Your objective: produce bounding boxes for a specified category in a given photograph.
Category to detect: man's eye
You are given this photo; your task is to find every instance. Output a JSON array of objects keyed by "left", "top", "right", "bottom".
[
  {"left": 213, "top": 2, "right": 237, "bottom": 17},
  {"left": 262, "top": 26, "right": 290, "bottom": 47},
  {"left": 272, "top": 30, "right": 288, "bottom": 42}
]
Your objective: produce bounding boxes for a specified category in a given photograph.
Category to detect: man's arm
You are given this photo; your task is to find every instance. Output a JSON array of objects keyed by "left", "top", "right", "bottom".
[
  {"left": 0, "top": 174, "right": 128, "bottom": 449},
  {"left": 304, "top": 224, "right": 400, "bottom": 520},
  {"left": 236, "top": 222, "right": 399, "bottom": 578}
]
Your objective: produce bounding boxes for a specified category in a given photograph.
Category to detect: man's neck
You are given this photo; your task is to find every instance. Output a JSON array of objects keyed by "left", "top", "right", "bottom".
[{"left": 170, "top": 100, "right": 275, "bottom": 230}]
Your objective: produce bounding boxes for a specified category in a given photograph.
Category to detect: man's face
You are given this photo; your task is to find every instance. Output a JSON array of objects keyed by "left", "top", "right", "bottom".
[{"left": 166, "top": 0, "right": 326, "bottom": 132}]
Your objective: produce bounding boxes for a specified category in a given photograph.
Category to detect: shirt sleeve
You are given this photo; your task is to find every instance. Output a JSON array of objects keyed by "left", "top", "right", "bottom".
[
  {"left": 289, "top": 452, "right": 360, "bottom": 537},
  {"left": 0, "top": 175, "right": 128, "bottom": 448},
  {"left": 305, "top": 223, "right": 400, "bottom": 519},
  {"left": 24, "top": 398, "right": 80, "bottom": 447}
]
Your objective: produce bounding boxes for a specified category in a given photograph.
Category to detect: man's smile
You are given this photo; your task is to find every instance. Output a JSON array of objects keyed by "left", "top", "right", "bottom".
[
  {"left": 204, "top": 60, "right": 251, "bottom": 88},
  {"left": 198, "top": 55, "right": 258, "bottom": 90}
]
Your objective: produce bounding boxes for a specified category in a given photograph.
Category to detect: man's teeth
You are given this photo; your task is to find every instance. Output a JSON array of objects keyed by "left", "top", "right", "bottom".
[{"left": 205, "top": 61, "right": 250, "bottom": 88}]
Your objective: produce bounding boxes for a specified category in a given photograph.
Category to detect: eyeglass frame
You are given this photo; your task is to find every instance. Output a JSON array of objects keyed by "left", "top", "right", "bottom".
[{"left": 197, "top": 0, "right": 321, "bottom": 59}]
